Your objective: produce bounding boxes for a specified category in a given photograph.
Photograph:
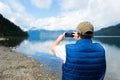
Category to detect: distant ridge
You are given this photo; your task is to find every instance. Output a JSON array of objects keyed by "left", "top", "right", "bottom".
[
  {"left": 0, "top": 14, "right": 28, "bottom": 37},
  {"left": 94, "top": 23, "right": 120, "bottom": 36},
  {"left": 28, "top": 23, "right": 120, "bottom": 41},
  {"left": 28, "top": 29, "right": 74, "bottom": 41}
]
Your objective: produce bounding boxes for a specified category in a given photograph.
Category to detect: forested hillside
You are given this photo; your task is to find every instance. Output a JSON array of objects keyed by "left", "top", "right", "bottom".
[
  {"left": 0, "top": 14, "right": 28, "bottom": 37},
  {"left": 94, "top": 23, "right": 120, "bottom": 36}
]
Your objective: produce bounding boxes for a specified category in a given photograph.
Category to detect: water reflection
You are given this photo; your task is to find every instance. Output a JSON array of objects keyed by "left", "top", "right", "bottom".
[
  {"left": 33, "top": 52, "right": 62, "bottom": 79},
  {"left": 14, "top": 40, "right": 63, "bottom": 79},
  {"left": 92, "top": 37, "right": 120, "bottom": 80},
  {"left": 103, "top": 44, "right": 120, "bottom": 80},
  {"left": 1, "top": 36, "right": 120, "bottom": 48},
  {"left": 93, "top": 36, "right": 120, "bottom": 48},
  {"left": 1, "top": 36, "right": 120, "bottom": 80},
  {"left": 0, "top": 37, "right": 27, "bottom": 47}
]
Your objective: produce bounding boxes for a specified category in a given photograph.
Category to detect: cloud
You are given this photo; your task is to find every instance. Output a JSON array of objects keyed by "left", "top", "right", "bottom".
[
  {"left": 0, "top": 0, "right": 120, "bottom": 31},
  {"left": 55, "top": 0, "right": 120, "bottom": 30},
  {"left": 0, "top": 1, "right": 35, "bottom": 31},
  {"left": 60, "top": 0, "right": 88, "bottom": 11},
  {"left": 88, "top": 0, "right": 120, "bottom": 28},
  {"left": 31, "top": 12, "right": 85, "bottom": 30},
  {"left": 32, "top": 0, "right": 120, "bottom": 31},
  {"left": 0, "top": 1, "right": 12, "bottom": 18},
  {"left": 31, "top": 0, "right": 52, "bottom": 9},
  {"left": 7, "top": 0, "right": 26, "bottom": 13}
]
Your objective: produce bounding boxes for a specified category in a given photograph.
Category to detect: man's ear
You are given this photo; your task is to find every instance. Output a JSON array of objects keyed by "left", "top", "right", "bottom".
[
  {"left": 76, "top": 35, "right": 81, "bottom": 40},
  {"left": 77, "top": 35, "right": 81, "bottom": 39},
  {"left": 77, "top": 32, "right": 81, "bottom": 39}
]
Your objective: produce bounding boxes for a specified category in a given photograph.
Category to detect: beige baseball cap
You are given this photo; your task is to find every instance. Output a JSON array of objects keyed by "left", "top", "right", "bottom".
[{"left": 76, "top": 21, "right": 94, "bottom": 35}]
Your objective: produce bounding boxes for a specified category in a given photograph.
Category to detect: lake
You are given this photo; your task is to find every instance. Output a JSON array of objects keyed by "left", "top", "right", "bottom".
[{"left": 2, "top": 36, "right": 120, "bottom": 80}]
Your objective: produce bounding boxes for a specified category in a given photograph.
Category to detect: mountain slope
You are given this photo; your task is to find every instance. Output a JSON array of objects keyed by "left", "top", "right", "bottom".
[
  {"left": 0, "top": 14, "right": 28, "bottom": 37},
  {"left": 94, "top": 23, "right": 120, "bottom": 36}
]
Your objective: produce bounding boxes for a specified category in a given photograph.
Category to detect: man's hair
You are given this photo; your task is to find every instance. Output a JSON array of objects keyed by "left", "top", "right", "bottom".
[{"left": 78, "top": 31, "right": 93, "bottom": 39}]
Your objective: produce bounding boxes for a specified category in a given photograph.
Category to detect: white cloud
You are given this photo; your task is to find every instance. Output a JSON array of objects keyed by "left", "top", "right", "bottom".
[
  {"left": 56, "top": 0, "right": 120, "bottom": 30},
  {"left": 7, "top": 0, "right": 26, "bottom": 13},
  {"left": 0, "top": 1, "right": 12, "bottom": 18},
  {"left": 31, "top": 12, "right": 85, "bottom": 30},
  {"left": 12, "top": 13, "right": 35, "bottom": 30},
  {"left": 0, "top": 1, "right": 35, "bottom": 31},
  {"left": 0, "top": 0, "right": 120, "bottom": 31},
  {"left": 88, "top": 0, "right": 120, "bottom": 29},
  {"left": 60, "top": 0, "right": 88, "bottom": 11},
  {"left": 31, "top": 0, "right": 52, "bottom": 9}
]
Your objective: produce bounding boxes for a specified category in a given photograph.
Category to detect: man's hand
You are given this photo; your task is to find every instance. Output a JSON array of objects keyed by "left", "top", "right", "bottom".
[
  {"left": 50, "top": 32, "right": 65, "bottom": 54},
  {"left": 56, "top": 32, "right": 65, "bottom": 42}
]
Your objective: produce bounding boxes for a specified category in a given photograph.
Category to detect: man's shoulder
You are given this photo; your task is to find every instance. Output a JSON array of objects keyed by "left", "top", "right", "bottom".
[
  {"left": 92, "top": 43, "right": 105, "bottom": 51},
  {"left": 65, "top": 43, "right": 83, "bottom": 51},
  {"left": 66, "top": 44, "right": 76, "bottom": 48},
  {"left": 66, "top": 42, "right": 105, "bottom": 52}
]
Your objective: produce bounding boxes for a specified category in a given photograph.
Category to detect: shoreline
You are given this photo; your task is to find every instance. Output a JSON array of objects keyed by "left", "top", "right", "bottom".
[{"left": 0, "top": 46, "right": 59, "bottom": 80}]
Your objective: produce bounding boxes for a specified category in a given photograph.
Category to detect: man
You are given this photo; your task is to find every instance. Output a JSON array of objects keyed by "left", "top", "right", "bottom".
[{"left": 50, "top": 21, "right": 106, "bottom": 80}]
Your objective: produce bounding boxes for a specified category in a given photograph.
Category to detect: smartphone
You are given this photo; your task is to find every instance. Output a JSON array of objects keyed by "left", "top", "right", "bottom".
[{"left": 65, "top": 33, "right": 74, "bottom": 37}]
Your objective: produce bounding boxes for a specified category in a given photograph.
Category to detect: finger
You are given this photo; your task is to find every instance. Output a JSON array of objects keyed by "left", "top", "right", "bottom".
[
  {"left": 71, "top": 32, "right": 75, "bottom": 36},
  {"left": 63, "top": 32, "right": 66, "bottom": 35}
]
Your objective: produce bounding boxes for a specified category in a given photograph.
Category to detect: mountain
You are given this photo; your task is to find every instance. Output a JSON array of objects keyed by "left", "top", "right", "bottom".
[
  {"left": 28, "top": 22, "right": 120, "bottom": 41},
  {"left": 28, "top": 29, "right": 64, "bottom": 41},
  {"left": 28, "top": 29, "right": 74, "bottom": 41},
  {"left": 94, "top": 23, "right": 120, "bottom": 36},
  {"left": 28, "top": 23, "right": 120, "bottom": 41},
  {"left": 0, "top": 14, "right": 28, "bottom": 37}
]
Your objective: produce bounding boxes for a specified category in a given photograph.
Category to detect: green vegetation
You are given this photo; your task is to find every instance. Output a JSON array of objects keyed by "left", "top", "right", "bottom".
[
  {"left": 0, "top": 14, "right": 28, "bottom": 37},
  {"left": 94, "top": 23, "right": 120, "bottom": 36}
]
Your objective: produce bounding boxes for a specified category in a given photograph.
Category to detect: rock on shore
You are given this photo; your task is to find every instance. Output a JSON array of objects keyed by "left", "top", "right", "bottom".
[{"left": 0, "top": 46, "right": 58, "bottom": 80}]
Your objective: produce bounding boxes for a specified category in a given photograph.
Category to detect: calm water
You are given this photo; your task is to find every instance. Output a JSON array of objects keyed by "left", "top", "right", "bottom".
[{"left": 2, "top": 36, "right": 120, "bottom": 80}]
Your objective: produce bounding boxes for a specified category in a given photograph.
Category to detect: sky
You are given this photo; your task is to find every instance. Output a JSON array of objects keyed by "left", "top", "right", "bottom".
[{"left": 0, "top": 0, "right": 120, "bottom": 31}]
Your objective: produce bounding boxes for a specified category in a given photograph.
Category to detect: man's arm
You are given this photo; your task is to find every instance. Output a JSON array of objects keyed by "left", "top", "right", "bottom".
[{"left": 50, "top": 33, "right": 65, "bottom": 54}]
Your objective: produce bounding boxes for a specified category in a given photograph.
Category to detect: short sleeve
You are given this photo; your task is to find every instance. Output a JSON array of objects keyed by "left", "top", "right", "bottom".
[{"left": 55, "top": 45, "right": 66, "bottom": 63}]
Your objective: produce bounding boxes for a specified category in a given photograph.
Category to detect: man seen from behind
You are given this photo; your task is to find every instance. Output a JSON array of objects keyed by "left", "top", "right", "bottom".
[{"left": 50, "top": 21, "right": 106, "bottom": 80}]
